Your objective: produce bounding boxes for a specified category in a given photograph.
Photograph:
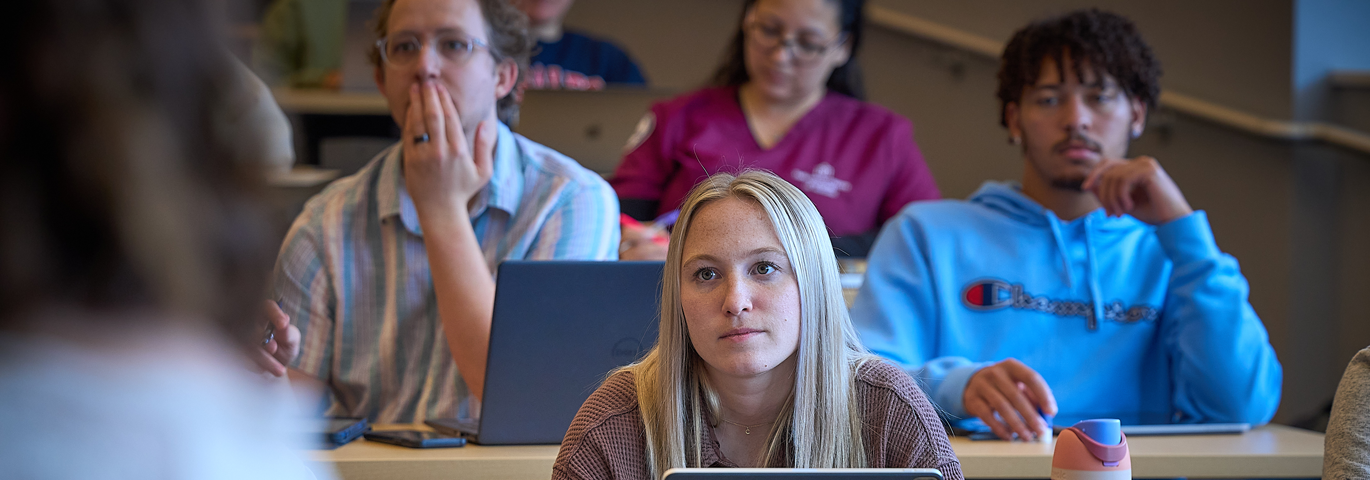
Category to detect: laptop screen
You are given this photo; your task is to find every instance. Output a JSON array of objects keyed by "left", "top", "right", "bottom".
[{"left": 467, "top": 260, "right": 664, "bottom": 445}]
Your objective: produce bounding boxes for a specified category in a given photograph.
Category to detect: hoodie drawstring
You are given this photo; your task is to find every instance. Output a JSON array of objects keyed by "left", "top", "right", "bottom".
[
  {"left": 1046, "top": 214, "right": 1075, "bottom": 288},
  {"left": 972, "top": 182, "right": 1106, "bottom": 330},
  {"left": 1084, "top": 215, "right": 1104, "bottom": 330}
]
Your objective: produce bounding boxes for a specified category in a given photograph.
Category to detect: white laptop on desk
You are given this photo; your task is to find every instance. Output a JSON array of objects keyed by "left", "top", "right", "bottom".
[
  {"left": 514, "top": 88, "right": 678, "bottom": 174},
  {"left": 426, "top": 260, "right": 664, "bottom": 445},
  {"left": 957, "top": 411, "right": 1251, "bottom": 440},
  {"left": 1051, "top": 412, "right": 1251, "bottom": 436}
]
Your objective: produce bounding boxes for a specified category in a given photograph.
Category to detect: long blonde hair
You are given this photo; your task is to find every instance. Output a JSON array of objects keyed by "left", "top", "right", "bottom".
[{"left": 626, "top": 170, "right": 877, "bottom": 477}]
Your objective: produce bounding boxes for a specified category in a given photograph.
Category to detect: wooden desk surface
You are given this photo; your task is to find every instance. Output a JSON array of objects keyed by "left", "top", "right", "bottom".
[
  {"left": 313, "top": 424, "right": 1323, "bottom": 479},
  {"left": 311, "top": 424, "right": 557, "bottom": 480},
  {"left": 949, "top": 424, "right": 1324, "bottom": 478},
  {"left": 272, "top": 88, "right": 389, "bottom": 116}
]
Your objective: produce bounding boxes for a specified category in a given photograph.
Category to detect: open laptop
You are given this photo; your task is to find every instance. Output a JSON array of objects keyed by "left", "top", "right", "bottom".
[
  {"left": 1051, "top": 412, "right": 1251, "bottom": 436},
  {"left": 514, "top": 88, "right": 679, "bottom": 174},
  {"left": 426, "top": 260, "right": 664, "bottom": 445},
  {"left": 959, "top": 411, "right": 1251, "bottom": 440},
  {"left": 662, "top": 469, "right": 944, "bottom": 480}
]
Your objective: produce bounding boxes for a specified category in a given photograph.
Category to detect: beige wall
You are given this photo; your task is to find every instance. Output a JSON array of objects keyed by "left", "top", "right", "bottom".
[
  {"left": 558, "top": 0, "right": 1370, "bottom": 424},
  {"left": 870, "top": 0, "right": 1297, "bottom": 120}
]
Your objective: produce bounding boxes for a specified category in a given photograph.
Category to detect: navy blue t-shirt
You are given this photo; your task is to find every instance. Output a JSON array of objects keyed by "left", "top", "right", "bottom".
[{"left": 526, "top": 30, "right": 646, "bottom": 90}]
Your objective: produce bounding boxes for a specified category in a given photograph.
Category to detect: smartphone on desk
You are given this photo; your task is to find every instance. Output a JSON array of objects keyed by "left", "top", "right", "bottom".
[
  {"left": 364, "top": 430, "right": 467, "bottom": 448},
  {"left": 315, "top": 417, "right": 368, "bottom": 448},
  {"left": 951, "top": 423, "right": 1048, "bottom": 442}
]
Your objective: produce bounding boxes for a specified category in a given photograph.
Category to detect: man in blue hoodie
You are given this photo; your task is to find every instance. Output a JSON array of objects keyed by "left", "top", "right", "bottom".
[{"left": 850, "top": 9, "right": 1282, "bottom": 442}]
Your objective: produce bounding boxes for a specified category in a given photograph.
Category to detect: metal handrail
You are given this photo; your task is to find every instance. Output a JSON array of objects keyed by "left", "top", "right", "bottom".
[
  {"left": 1330, "top": 71, "right": 1370, "bottom": 89},
  {"left": 866, "top": 5, "right": 1370, "bottom": 155}
]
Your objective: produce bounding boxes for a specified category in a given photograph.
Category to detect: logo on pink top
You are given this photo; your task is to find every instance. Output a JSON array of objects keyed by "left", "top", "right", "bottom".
[{"left": 791, "top": 163, "right": 851, "bottom": 199}]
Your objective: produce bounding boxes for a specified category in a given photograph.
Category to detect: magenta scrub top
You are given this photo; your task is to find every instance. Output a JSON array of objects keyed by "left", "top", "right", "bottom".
[{"left": 611, "top": 86, "right": 940, "bottom": 236}]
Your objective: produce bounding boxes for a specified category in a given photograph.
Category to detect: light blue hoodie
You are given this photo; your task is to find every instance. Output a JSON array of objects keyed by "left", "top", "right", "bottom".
[{"left": 850, "top": 181, "right": 1282, "bottom": 427}]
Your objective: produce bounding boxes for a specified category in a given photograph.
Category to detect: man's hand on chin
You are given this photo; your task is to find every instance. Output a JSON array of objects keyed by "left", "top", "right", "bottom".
[{"left": 1082, "top": 156, "right": 1193, "bottom": 225}]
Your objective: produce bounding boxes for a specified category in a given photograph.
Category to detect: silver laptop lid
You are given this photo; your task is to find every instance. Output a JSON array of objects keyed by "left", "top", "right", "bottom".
[{"left": 514, "top": 88, "right": 678, "bottom": 174}]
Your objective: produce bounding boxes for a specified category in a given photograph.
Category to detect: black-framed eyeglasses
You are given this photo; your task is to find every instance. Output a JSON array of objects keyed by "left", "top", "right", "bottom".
[
  {"left": 744, "top": 22, "right": 846, "bottom": 63},
  {"left": 375, "top": 33, "right": 491, "bottom": 67}
]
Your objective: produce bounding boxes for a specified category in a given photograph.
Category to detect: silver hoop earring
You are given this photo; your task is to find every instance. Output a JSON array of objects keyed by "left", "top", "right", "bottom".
[{"left": 1009, "top": 136, "right": 1022, "bottom": 146}]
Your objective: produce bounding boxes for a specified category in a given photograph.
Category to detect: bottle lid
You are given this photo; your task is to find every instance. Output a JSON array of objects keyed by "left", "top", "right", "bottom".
[{"left": 1073, "top": 419, "right": 1122, "bottom": 446}]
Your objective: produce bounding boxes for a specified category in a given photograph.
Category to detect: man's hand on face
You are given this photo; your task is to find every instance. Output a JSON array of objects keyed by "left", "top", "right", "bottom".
[
  {"left": 964, "top": 358, "right": 1058, "bottom": 442},
  {"left": 1082, "top": 156, "right": 1194, "bottom": 225},
  {"left": 402, "top": 80, "right": 497, "bottom": 216}
]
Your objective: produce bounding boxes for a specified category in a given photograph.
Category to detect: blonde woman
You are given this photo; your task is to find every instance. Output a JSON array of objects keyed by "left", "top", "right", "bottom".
[{"left": 553, "top": 171, "right": 963, "bottom": 479}]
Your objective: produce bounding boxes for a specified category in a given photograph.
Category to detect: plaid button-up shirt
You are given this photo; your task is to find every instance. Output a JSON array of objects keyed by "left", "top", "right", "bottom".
[{"left": 274, "top": 123, "right": 619, "bottom": 423}]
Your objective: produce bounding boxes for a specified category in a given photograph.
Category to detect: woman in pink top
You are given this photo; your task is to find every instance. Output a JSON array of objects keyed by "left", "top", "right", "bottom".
[{"left": 614, "top": 0, "right": 940, "bottom": 259}]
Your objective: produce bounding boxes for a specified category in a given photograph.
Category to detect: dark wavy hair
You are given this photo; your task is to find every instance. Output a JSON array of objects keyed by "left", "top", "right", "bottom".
[
  {"left": 711, "top": 0, "right": 866, "bottom": 100},
  {"left": 996, "top": 9, "right": 1162, "bottom": 127},
  {"left": 370, "top": 0, "right": 534, "bottom": 125},
  {"left": 0, "top": 0, "right": 275, "bottom": 343}
]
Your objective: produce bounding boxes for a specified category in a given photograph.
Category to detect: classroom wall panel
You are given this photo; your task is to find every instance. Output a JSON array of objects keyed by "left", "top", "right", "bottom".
[{"left": 869, "top": 0, "right": 1296, "bottom": 121}]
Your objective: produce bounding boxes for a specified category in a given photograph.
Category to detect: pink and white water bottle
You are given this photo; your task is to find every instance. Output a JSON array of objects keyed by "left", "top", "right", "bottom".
[{"left": 1051, "top": 419, "right": 1131, "bottom": 480}]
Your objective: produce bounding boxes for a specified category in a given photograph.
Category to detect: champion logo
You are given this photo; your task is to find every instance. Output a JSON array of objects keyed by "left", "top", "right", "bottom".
[
  {"left": 960, "top": 278, "right": 1159, "bottom": 330},
  {"left": 791, "top": 163, "right": 852, "bottom": 199},
  {"left": 962, "top": 279, "right": 1013, "bottom": 310}
]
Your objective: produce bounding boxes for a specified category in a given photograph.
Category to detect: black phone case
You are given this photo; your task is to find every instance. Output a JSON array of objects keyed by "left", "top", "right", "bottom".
[{"left": 364, "top": 431, "right": 467, "bottom": 448}]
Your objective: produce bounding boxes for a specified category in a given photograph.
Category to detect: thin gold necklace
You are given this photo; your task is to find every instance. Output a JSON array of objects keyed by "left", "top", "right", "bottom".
[{"left": 720, "top": 418, "right": 774, "bottom": 435}]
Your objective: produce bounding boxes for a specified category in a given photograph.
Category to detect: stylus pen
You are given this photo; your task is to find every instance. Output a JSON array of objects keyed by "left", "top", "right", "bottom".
[
  {"left": 650, "top": 209, "right": 680, "bottom": 231},
  {"left": 620, "top": 210, "right": 679, "bottom": 232}
]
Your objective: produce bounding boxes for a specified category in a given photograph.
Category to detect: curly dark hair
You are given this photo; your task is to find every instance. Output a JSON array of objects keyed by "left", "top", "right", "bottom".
[
  {"left": 369, "top": 0, "right": 534, "bottom": 125},
  {"left": 711, "top": 0, "right": 866, "bottom": 100},
  {"left": 996, "top": 9, "right": 1162, "bottom": 128}
]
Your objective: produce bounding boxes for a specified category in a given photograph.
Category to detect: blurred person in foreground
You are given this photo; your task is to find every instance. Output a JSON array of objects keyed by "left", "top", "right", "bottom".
[
  {"left": 850, "top": 9, "right": 1281, "bottom": 441},
  {"left": 0, "top": 0, "right": 324, "bottom": 477},
  {"left": 1325, "top": 346, "right": 1370, "bottom": 479},
  {"left": 553, "top": 171, "right": 962, "bottom": 480},
  {"left": 612, "top": 0, "right": 940, "bottom": 260},
  {"left": 256, "top": 0, "right": 619, "bottom": 424}
]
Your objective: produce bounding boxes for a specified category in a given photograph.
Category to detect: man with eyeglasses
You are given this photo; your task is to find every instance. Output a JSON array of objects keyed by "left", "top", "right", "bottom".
[
  {"left": 612, "top": 0, "right": 940, "bottom": 261},
  {"left": 851, "top": 9, "right": 1281, "bottom": 441},
  {"left": 254, "top": 0, "right": 619, "bottom": 423}
]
